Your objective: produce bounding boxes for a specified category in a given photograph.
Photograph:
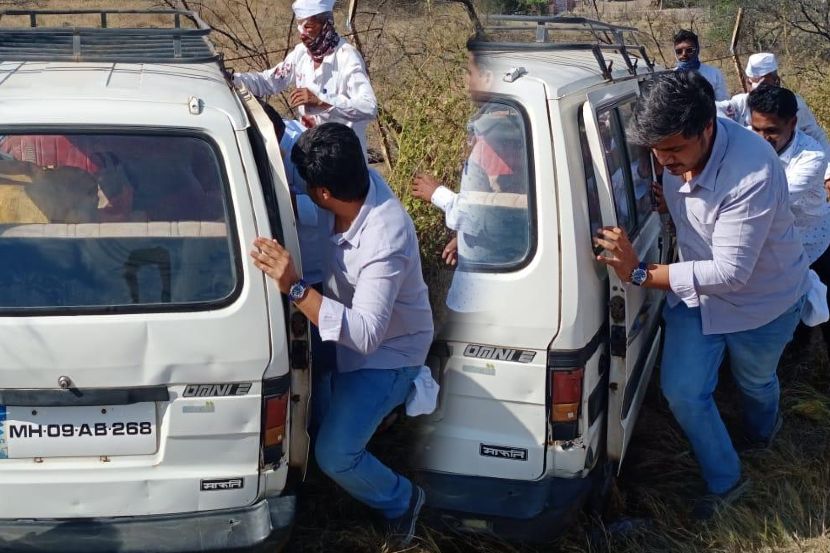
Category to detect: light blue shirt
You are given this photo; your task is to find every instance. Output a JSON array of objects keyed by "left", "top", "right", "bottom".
[
  {"left": 665, "top": 118, "right": 810, "bottom": 335},
  {"left": 318, "top": 170, "right": 434, "bottom": 372},
  {"left": 281, "top": 119, "right": 324, "bottom": 285}
]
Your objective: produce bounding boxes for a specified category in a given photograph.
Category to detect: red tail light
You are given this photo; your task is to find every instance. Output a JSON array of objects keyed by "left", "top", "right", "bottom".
[
  {"left": 261, "top": 377, "right": 290, "bottom": 466},
  {"left": 550, "top": 368, "right": 583, "bottom": 423},
  {"left": 264, "top": 394, "right": 288, "bottom": 448}
]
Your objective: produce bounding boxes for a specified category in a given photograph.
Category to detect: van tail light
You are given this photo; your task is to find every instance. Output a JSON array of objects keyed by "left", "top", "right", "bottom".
[
  {"left": 549, "top": 367, "right": 584, "bottom": 441},
  {"left": 262, "top": 377, "right": 289, "bottom": 466}
]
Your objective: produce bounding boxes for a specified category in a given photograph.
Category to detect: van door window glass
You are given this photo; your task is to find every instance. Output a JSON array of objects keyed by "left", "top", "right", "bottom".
[
  {"left": 616, "top": 102, "right": 655, "bottom": 225},
  {"left": 578, "top": 112, "right": 603, "bottom": 242},
  {"left": 454, "top": 100, "right": 534, "bottom": 272},
  {"left": 0, "top": 133, "right": 238, "bottom": 312},
  {"left": 596, "top": 110, "right": 635, "bottom": 233}
]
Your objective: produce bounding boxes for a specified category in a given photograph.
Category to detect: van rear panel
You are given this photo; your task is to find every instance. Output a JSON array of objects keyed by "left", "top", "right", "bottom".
[{"left": 0, "top": 129, "right": 280, "bottom": 517}]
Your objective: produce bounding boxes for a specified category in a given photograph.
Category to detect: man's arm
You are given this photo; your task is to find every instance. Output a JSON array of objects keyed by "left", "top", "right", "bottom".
[
  {"left": 786, "top": 149, "right": 828, "bottom": 209},
  {"left": 596, "top": 177, "right": 778, "bottom": 303},
  {"left": 796, "top": 97, "right": 830, "bottom": 181},
  {"left": 233, "top": 49, "right": 298, "bottom": 97},
  {"left": 251, "top": 237, "right": 407, "bottom": 355}
]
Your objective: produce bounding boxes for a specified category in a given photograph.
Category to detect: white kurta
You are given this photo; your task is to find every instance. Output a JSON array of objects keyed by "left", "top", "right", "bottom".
[
  {"left": 234, "top": 38, "right": 378, "bottom": 156},
  {"left": 717, "top": 91, "right": 830, "bottom": 180},
  {"left": 779, "top": 130, "right": 830, "bottom": 263}
]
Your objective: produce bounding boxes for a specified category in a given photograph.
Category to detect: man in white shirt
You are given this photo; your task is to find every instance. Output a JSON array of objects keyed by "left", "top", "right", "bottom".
[
  {"left": 748, "top": 84, "right": 830, "bottom": 351},
  {"left": 716, "top": 52, "right": 830, "bottom": 190},
  {"left": 251, "top": 123, "right": 433, "bottom": 546},
  {"left": 233, "top": 0, "right": 378, "bottom": 157},
  {"left": 595, "top": 71, "right": 809, "bottom": 521},
  {"left": 672, "top": 29, "right": 728, "bottom": 101},
  {"left": 748, "top": 85, "right": 830, "bottom": 263}
]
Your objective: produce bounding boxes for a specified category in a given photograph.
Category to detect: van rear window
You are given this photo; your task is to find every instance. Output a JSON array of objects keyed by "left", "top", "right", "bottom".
[
  {"left": 455, "top": 100, "right": 534, "bottom": 272},
  {"left": 0, "top": 133, "right": 238, "bottom": 312}
]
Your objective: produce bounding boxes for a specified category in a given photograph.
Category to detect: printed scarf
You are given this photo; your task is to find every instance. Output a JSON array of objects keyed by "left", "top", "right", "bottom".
[{"left": 303, "top": 15, "right": 340, "bottom": 63}]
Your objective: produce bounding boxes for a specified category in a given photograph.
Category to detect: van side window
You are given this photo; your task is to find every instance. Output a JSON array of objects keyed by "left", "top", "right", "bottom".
[
  {"left": 577, "top": 112, "right": 603, "bottom": 241},
  {"left": 616, "top": 102, "right": 654, "bottom": 225},
  {"left": 455, "top": 100, "right": 534, "bottom": 272},
  {"left": 596, "top": 109, "right": 635, "bottom": 234}
]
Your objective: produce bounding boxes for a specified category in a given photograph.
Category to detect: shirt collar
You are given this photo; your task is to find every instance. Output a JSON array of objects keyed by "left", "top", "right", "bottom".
[
  {"left": 332, "top": 172, "right": 376, "bottom": 248},
  {"left": 778, "top": 130, "right": 800, "bottom": 165},
  {"left": 681, "top": 118, "right": 727, "bottom": 193}
]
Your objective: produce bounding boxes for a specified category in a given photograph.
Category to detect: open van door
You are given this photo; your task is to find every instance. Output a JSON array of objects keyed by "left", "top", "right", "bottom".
[
  {"left": 238, "top": 87, "right": 312, "bottom": 480},
  {"left": 582, "top": 83, "right": 665, "bottom": 470}
]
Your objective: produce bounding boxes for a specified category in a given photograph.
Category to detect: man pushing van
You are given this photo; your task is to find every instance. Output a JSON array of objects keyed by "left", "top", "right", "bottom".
[
  {"left": 250, "top": 123, "right": 433, "bottom": 545},
  {"left": 594, "top": 71, "right": 809, "bottom": 520}
]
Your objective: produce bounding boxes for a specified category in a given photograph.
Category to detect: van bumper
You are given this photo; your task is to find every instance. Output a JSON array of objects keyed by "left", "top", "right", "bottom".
[
  {"left": 0, "top": 494, "right": 295, "bottom": 553},
  {"left": 419, "top": 470, "right": 592, "bottom": 542}
]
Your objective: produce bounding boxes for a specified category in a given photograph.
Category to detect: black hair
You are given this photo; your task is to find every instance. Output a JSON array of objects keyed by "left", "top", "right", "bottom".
[
  {"left": 673, "top": 29, "right": 699, "bottom": 49},
  {"left": 290, "top": 123, "right": 369, "bottom": 202},
  {"left": 259, "top": 100, "right": 286, "bottom": 141},
  {"left": 747, "top": 83, "right": 798, "bottom": 120},
  {"left": 627, "top": 70, "right": 715, "bottom": 147}
]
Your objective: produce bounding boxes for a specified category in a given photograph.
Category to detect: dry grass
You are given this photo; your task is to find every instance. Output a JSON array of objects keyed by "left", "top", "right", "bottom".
[{"left": 286, "top": 332, "right": 830, "bottom": 553}]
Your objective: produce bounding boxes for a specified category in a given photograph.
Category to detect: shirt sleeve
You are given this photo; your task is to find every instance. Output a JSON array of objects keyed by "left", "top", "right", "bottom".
[
  {"left": 233, "top": 49, "right": 297, "bottom": 97},
  {"left": 317, "top": 248, "right": 408, "bottom": 355},
  {"left": 668, "top": 174, "right": 779, "bottom": 304},
  {"left": 713, "top": 70, "right": 729, "bottom": 102},
  {"left": 787, "top": 149, "right": 828, "bottom": 210},
  {"left": 313, "top": 47, "right": 378, "bottom": 122},
  {"left": 797, "top": 99, "right": 830, "bottom": 180}
]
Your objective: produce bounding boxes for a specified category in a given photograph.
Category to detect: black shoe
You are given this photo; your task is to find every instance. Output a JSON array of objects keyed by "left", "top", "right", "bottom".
[
  {"left": 739, "top": 414, "right": 783, "bottom": 452},
  {"left": 386, "top": 485, "right": 425, "bottom": 546},
  {"left": 691, "top": 478, "right": 750, "bottom": 521}
]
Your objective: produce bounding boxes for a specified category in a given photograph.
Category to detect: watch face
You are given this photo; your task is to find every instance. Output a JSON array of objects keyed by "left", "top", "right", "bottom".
[
  {"left": 289, "top": 281, "right": 307, "bottom": 301},
  {"left": 632, "top": 268, "right": 647, "bottom": 285}
]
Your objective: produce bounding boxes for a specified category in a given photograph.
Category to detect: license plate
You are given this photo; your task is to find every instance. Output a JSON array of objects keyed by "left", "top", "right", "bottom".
[{"left": 0, "top": 403, "right": 157, "bottom": 459}]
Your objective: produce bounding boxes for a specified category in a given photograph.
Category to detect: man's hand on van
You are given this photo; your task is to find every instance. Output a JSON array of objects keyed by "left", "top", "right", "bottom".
[
  {"left": 651, "top": 182, "right": 668, "bottom": 214},
  {"left": 251, "top": 237, "right": 298, "bottom": 294},
  {"left": 594, "top": 226, "right": 638, "bottom": 282},
  {"left": 412, "top": 174, "right": 440, "bottom": 202},
  {"left": 442, "top": 236, "right": 458, "bottom": 266}
]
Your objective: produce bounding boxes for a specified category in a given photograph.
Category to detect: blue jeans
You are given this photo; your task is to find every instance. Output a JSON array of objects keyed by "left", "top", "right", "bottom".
[
  {"left": 661, "top": 297, "right": 804, "bottom": 494},
  {"left": 315, "top": 366, "right": 420, "bottom": 519}
]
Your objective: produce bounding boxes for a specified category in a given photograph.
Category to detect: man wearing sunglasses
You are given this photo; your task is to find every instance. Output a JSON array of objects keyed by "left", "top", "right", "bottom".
[{"left": 673, "top": 29, "right": 729, "bottom": 101}]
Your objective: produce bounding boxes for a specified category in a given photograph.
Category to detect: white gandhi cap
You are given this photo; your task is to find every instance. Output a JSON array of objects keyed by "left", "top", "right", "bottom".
[
  {"left": 745, "top": 52, "right": 778, "bottom": 78},
  {"left": 292, "top": 0, "right": 335, "bottom": 19}
]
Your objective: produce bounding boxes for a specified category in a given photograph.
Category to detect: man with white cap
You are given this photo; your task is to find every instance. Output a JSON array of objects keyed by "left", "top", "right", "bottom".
[
  {"left": 716, "top": 52, "right": 830, "bottom": 189},
  {"left": 233, "top": 0, "right": 378, "bottom": 157}
]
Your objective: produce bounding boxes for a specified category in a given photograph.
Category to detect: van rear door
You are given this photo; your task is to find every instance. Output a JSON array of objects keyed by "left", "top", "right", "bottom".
[
  {"left": 417, "top": 76, "right": 559, "bottom": 481},
  {"left": 582, "top": 83, "right": 665, "bottom": 468},
  {"left": 0, "top": 103, "right": 276, "bottom": 518}
]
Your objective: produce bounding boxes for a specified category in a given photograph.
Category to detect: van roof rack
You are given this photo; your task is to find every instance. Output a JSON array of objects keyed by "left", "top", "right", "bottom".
[
  {"left": 0, "top": 9, "right": 219, "bottom": 64},
  {"left": 472, "top": 15, "right": 654, "bottom": 80}
]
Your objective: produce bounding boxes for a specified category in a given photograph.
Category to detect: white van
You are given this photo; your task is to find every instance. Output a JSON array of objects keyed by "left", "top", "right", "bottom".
[
  {"left": 415, "top": 16, "right": 673, "bottom": 540},
  {"left": 0, "top": 9, "right": 309, "bottom": 552}
]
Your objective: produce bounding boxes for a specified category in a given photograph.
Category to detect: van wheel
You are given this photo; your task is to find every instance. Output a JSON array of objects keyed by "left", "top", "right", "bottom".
[{"left": 586, "top": 459, "right": 617, "bottom": 517}]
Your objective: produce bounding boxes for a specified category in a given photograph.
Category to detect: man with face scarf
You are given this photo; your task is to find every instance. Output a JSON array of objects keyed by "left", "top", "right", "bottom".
[
  {"left": 673, "top": 29, "right": 728, "bottom": 101},
  {"left": 716, "top": 52, "right": 830, "bottom": 193},
  {"left": 233, "top": 0, "right": 378, "bottom": 158}
]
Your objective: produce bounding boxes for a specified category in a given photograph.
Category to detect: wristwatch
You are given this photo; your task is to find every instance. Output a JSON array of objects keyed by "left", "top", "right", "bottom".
[
  {"left": 629, "top": 262, "right": 649, "bottom": 286},
  {"left": 287, "top": 279, "right": 309, "bottom": 303}
]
